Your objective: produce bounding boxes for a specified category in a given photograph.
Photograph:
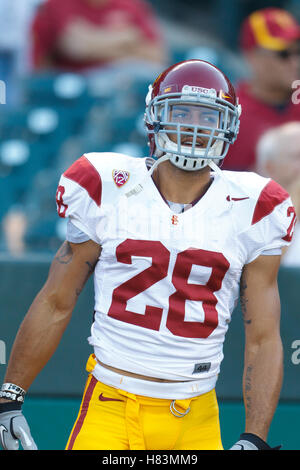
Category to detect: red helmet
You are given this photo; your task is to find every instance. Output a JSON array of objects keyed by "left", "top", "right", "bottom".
[{"left": 144, "top": 60, "right": 241, "bottom": 171}]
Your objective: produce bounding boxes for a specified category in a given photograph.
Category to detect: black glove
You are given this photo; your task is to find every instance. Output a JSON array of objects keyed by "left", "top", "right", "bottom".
[
  {"left": 230, "top": 432, "right": 281, "bottom": 450},
  {"left": 0, "top": 401, "right": 37, "bottom": 450}
]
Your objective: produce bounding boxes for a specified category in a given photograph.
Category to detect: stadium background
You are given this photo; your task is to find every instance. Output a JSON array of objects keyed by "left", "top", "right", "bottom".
[{"left": 0, "top": 0, "right": 300, "bottom": 450}]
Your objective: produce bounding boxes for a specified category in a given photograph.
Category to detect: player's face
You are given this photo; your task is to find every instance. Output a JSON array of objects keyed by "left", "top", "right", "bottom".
[
  {"left": 250, "top": 42, "right": 300, "bottom": 91},
  {"left": 165, "top": 104, "right": 220, "bottom": 148}
]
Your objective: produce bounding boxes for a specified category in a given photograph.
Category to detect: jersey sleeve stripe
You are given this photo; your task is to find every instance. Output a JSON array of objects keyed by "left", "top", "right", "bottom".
[
  {"left": 63, "top": 155, "right": 102, "bottom": 206},
  {"left": 251, "top": 179, "right": 289, "bottom": 225}
]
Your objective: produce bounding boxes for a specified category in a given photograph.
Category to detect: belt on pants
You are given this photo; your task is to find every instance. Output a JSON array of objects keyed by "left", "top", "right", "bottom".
[{"left": 116, "top": 388, "right": 192, "bottom": 450}]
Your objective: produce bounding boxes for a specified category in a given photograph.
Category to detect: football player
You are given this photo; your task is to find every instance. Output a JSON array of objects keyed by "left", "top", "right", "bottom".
[{"left": 0, "top": 60, "right": 296, "bottom": 450}]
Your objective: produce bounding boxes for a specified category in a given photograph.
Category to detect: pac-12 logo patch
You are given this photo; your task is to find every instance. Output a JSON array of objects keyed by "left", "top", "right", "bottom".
[{"left": 112, "top": 169, "right": 130, "bottom": 187}]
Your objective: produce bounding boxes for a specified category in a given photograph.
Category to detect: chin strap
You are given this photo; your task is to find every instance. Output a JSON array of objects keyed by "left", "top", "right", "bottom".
[
  {"left": 147, "top": 154, "right": 170, "bottom": 176},
  {"left": 125, "top": 154, "right": 224, "bottom": 199},
  {"left": 208, "top": 159, "right": 236, "bottom": 214},
  {"left": 208, "top": 159, "right": 223, "bottom": 175},
  {"left": 125, "top": 154, "right": 170, "bottom": 198}
]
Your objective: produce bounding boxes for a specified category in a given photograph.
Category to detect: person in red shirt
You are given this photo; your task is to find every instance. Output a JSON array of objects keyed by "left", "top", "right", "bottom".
[
  {"left": 224, "top": 7, "right": 300, "bottom": 172},
  {"left": 31, "top": 0, "right": 167, "bottom": 72}
]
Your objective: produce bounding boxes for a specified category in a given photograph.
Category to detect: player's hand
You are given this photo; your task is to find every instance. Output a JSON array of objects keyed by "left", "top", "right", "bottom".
[
  {"left": 230, "top": 432, "right": 281, "bottom": 450},
  {"left": 0, "top": 407, "right": 37, "bottom": 450}
]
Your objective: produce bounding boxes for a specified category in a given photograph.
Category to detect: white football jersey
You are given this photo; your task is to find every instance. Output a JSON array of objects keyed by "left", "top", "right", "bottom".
[{"left": 56, "top": 152, "right": 296, "bottom": 399}]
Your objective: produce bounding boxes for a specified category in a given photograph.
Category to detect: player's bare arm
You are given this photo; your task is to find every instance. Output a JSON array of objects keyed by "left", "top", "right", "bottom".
[
  {"left": 239, "top": 254, "right": 283, "bottom": 442},
  {"left": 56, "top": 20, "right": 166, "bottom": 65},
  {"left": 0, "top": 240, "right": 101, "bottom": 396}
]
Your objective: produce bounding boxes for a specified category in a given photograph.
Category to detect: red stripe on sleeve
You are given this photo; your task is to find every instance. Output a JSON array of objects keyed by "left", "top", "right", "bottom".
[
  {"left": 252, "top": 179, "right": 289, "bottom": 225},
  {"left": 66, "top": 375, "right": 97, "bottom": 450},
  {"left": 64, "top": 155, "right": 102, "bottom": 206}
]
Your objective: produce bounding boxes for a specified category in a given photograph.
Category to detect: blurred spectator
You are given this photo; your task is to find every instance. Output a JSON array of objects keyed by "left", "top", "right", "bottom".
[
  {"left": 2, "top": 207, "right": 28, "bottom": 256},
  {"left": 185, "top": 44, "right": 245, "bottom": 85},
  {"left": 256, "top": 121, "right": 300, "bottom": 266},
  {"left": 0, "top": 0, "right": 44, "bottom": 106},
  {"left": 224, "top": 7, "right": 300, "bottom": 171},
  {"left": 31, "top": 0, "right": 167, "bottom": 73}
]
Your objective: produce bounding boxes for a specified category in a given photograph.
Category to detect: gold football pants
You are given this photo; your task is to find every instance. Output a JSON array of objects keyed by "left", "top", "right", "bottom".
[{"left": 66, "top": 357, "right": 223, "bottom": 450}]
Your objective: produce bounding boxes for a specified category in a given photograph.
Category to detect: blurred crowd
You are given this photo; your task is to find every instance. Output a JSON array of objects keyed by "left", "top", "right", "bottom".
[{"left": 0, "top": 0, "right": 300, "bottom": 266}]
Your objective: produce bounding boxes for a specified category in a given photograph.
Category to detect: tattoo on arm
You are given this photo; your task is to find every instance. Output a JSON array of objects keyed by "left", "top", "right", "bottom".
[
  {"left": 240, "top": 269, "right": 251, "bottom": 325},
  {"left": 86, "top": 260, "right": 97, "bottom": 275},
  {"left": 54, "top": 242, "right": 73, "bottom": 265},
  {"left": 53, "top": 242, "right": 99, "bottom": 297},
  {"left": 75, "top": 260, "right": 98, "bottom": 297}
]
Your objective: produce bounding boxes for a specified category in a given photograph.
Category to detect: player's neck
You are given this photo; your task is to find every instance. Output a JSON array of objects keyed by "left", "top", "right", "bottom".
[{"left": 152, "top": 160, "right": 212, "bottom": 204}]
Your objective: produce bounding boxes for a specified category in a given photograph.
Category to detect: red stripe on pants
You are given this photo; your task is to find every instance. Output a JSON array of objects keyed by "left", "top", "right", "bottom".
[{"left": 67, "top": 376, "right": 97, "bottom": 450}]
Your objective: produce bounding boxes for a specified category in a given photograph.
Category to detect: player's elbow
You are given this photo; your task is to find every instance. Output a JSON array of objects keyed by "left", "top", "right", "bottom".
[
  {"left": 38, "top": 283, "right": 77, "bottom": 320},
  {"left": 245, "top": 330, "right": 283, "bottom": 358}
]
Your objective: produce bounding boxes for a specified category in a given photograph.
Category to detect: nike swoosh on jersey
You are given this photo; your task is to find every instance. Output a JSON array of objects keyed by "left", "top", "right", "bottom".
[
  {"left": 226, "top": 195, "right": 250, "bottom": 201},
  {"left": 99, "top": 393, "right": 124, "bottom": 402}
]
